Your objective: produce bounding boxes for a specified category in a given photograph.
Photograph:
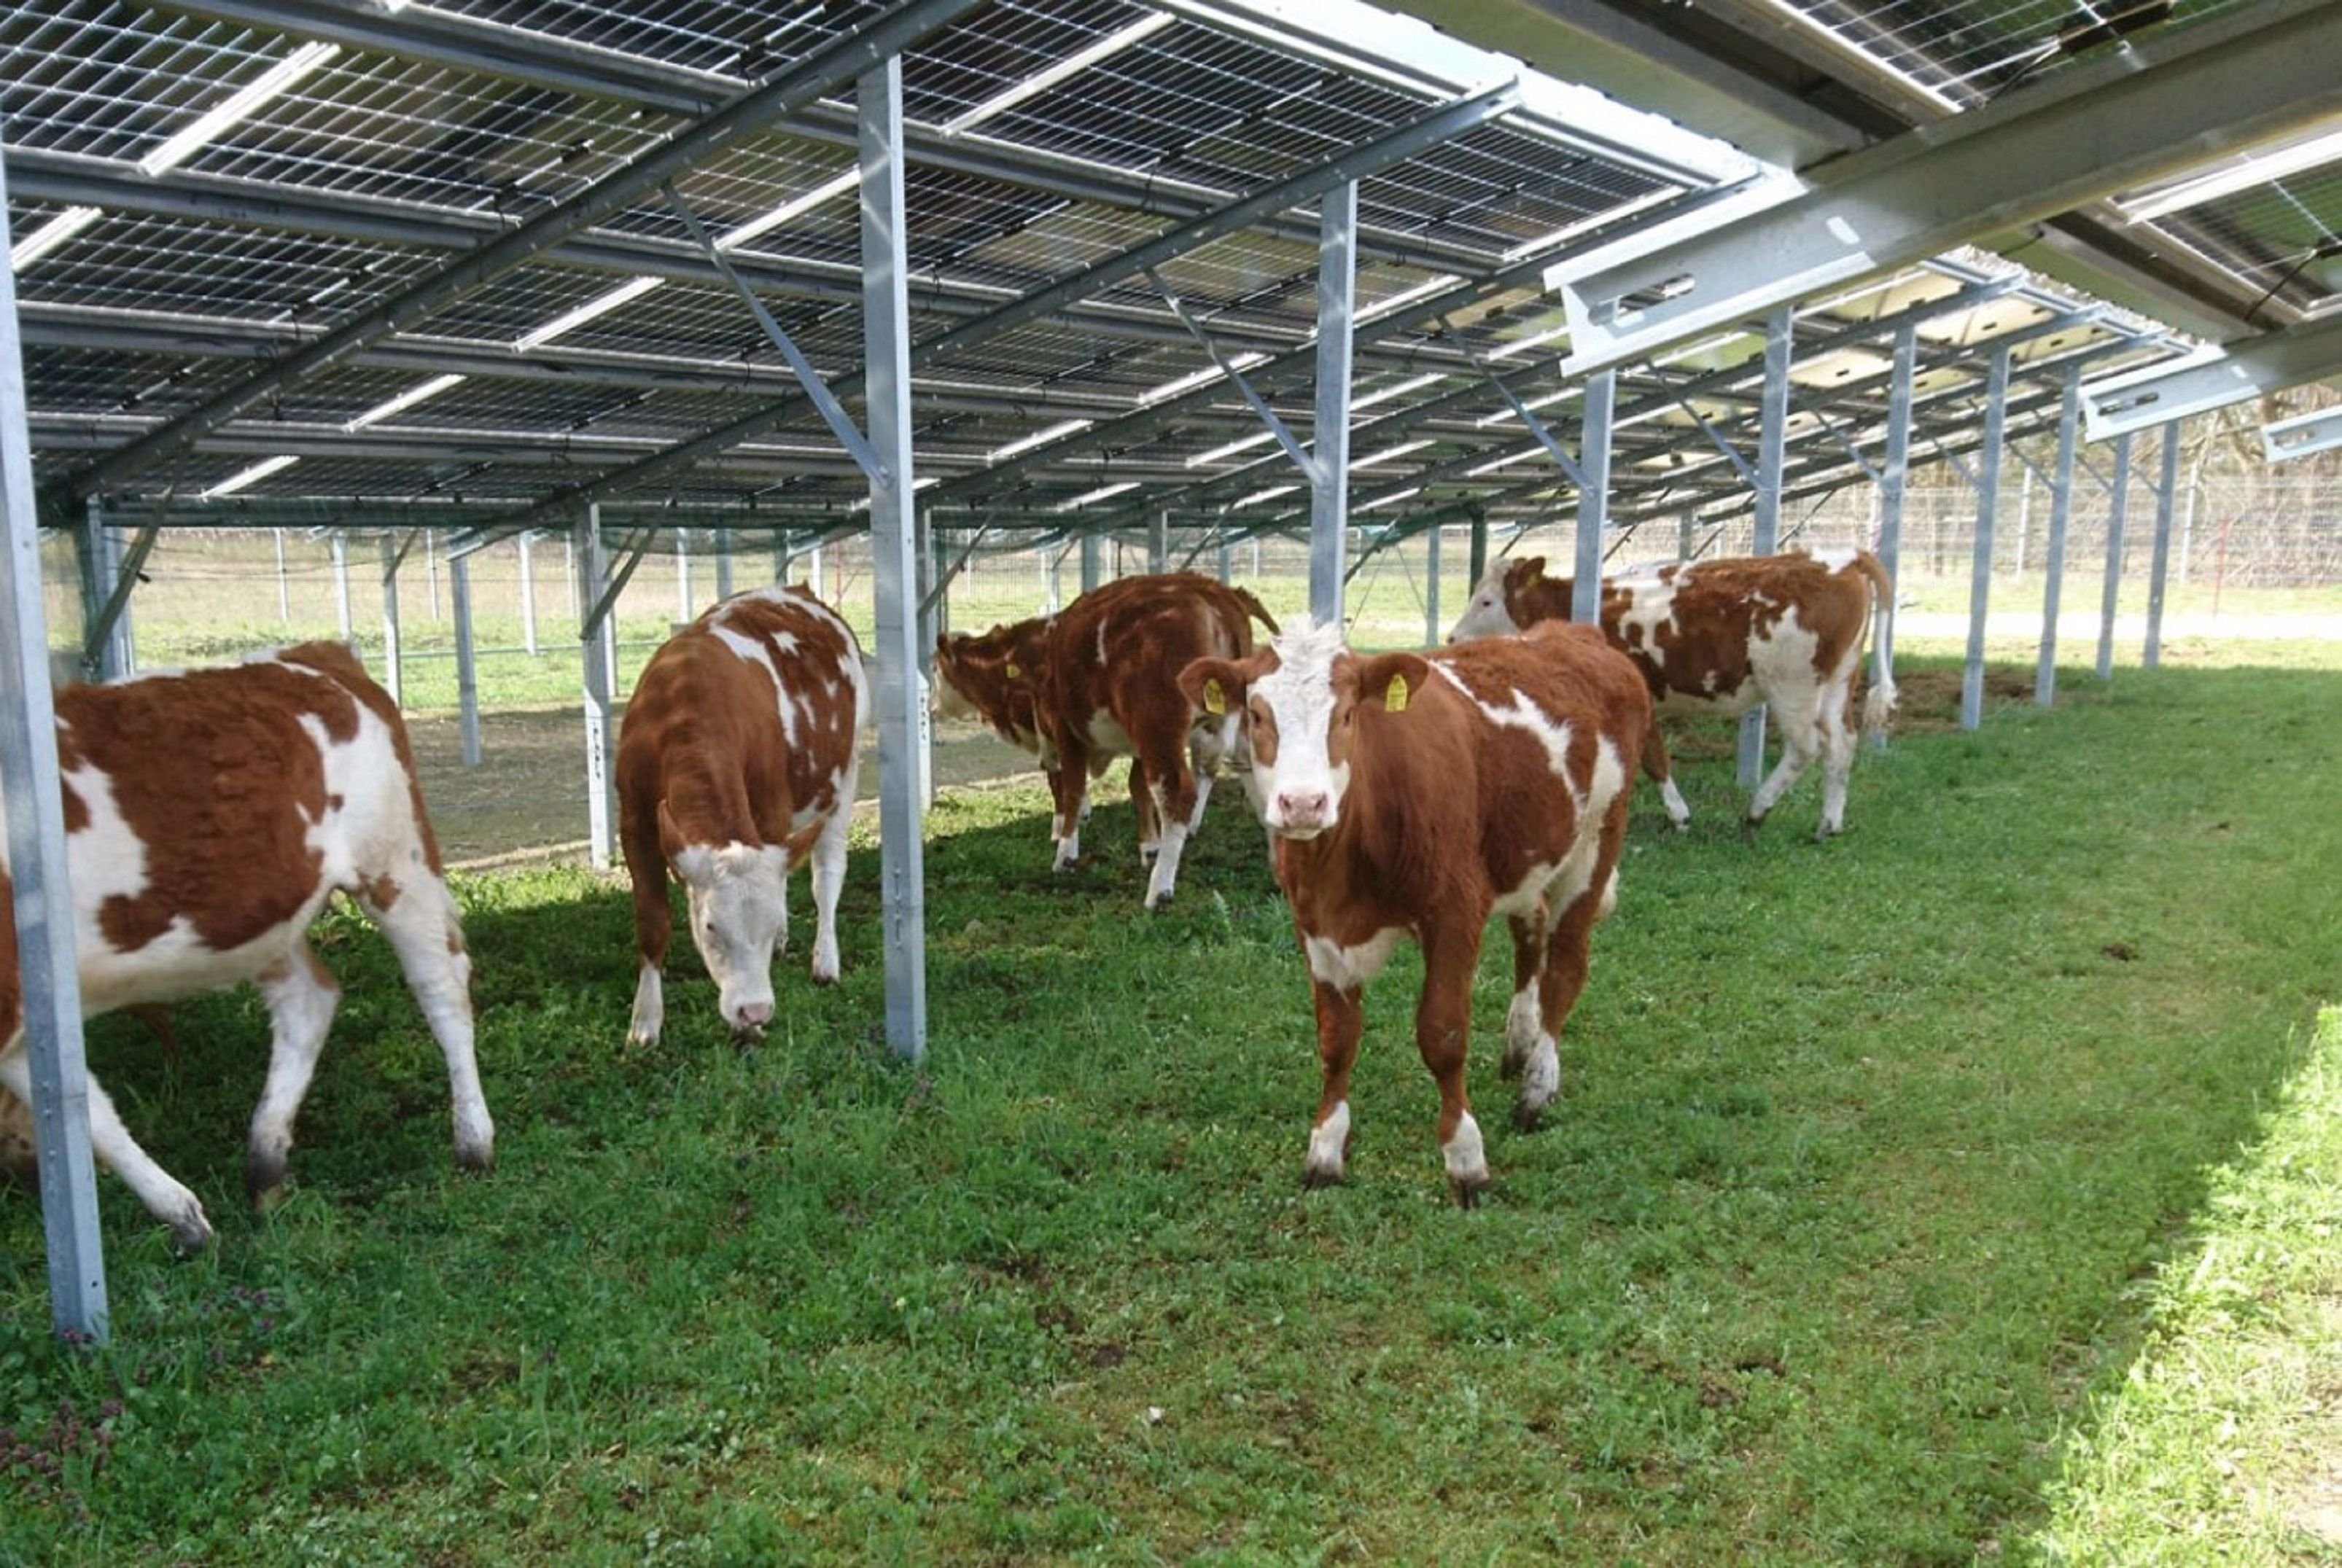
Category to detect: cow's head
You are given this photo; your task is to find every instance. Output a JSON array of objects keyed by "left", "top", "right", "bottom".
[
  {"left": 1179, "top": 617, "right": 1429, "bottom": 841},
  {"left": 933, "top": 618, "right": 1046, "bottom": 746},
  {"left": 1446, "top": 555, "right": 1555, "bottom": 642},
  {"left": 661, "top": 803, "right": 787, "bottom": 1040}
]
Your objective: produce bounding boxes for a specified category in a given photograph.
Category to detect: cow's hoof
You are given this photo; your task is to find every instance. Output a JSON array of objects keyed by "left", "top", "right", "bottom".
[
  {"left": 168, "top": 1201, "right": 214, "bottom": 1255},
  {"left": 245, "top": 1149, "right": 288, "bottom": 1206},
  {"left": 1301, "top": 1165, "right": 1345, "bottom": 1191},
  {"left": 455, "top": 1139, "right": 495, "bottom": 1175},
  {"left": 1447, "top": 1172, "right": 1488, "bottom": 1211},
  {"left": 1511, "top": 1100, "right": 1547, "bottom": 1135},
  {"left": 1740, "top": 816, "right": 1765, "bottom": 845},
  {"left": 1144, "top": 891, "right": 1172, "bottom": 913}
]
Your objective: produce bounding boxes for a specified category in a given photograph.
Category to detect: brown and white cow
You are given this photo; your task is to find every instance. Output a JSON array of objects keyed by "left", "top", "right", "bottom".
[
  {"left": 1180, "top": 616, "right": 1651, "bottom": 1206},
  {"left": 936, "top": 572, "right": 1276, "bottom": 909},
  {"left": 0, "top": 641, "right": 494, "bottom": 1251},
  {"left": 618, "top": 583, "right": 868, "bottom": 1048},
  {"left": 1447, "top": 547, "right": 1896, "bottom": 838}
]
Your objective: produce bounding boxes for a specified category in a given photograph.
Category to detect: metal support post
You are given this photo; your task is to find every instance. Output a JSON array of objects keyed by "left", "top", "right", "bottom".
[
  {"left": 424, "top": 531, "right": 441, "bottom": 623},
  {"left": 1217, "top": 536, "right": 1233, "bottom": 584},
  {"left": 332, "top": 532, "right": 353, "bottom": 640},
  {"left": 1423, "top": 523, "right": 1442, "bottom": 645},
  {"left": 273, "top": 530, "right": 289, "bottom": 623},
  {"left": 715, "top": 527, "right": 734, "bottom": 601},
  {"left": 2144, "top": 421, "right": 2180, "bottom": 668},
  {"left": 1148, "top": 509, "right": 1169, "bottom": 574},
  {"left": 452, "top": 553, "right": 482, "bottom": 766},
  {"left": 577, "top": 506, "right": 617, "bottom": 869},
  {"left": 1, "top": 152, "right": 108, "bottom": 1342},
  {"left": 1081, "top": 534, "right": 1102, "bottom": 593},
  {"left": 675, "top": 536, "right": 692, "bottom": 622},
  {"left": 1468, "top": 507, "right": 1487, "bottom": 588},
  {"left": 1740, "top": 305, "right": 1791, "bottom": 784},
  {"left": 2096, "top": 433, "right": 2133, "bottom": 681},
  {"left": 519, "top": 532, "right": 540, "bottom": 655},
  {"left": 863, "top": 58, "right": 927, "bottom": 1063},
  {"left": 379, "top": 534, "right": 404, "bottom": 709},
  {"left": 2036, "top": 366, "right": 2082, "bottom": 706},
  {"left": 1874, "top": 323, "right": 1915, "bottom": 733},
  {"left": 1573, "top": 370, "right": 1616, "bottom": 625},
  {"left": 1310, "top": 180, "right": 1357, "bottom": 628},
  {"left": 74, "top": 501, "right": 132, "bottom": 679},
  {"left": 1961, "top": 346, "right": 2013, "bottom": 729}
]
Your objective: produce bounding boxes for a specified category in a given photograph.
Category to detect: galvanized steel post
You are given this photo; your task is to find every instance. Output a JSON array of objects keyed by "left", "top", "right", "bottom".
[
  {"left": 380, "top": 534, "right": 404, "bottom": 709},
  {"left": 576, "top": 506, "right": 616, "bottom": 869},
  {"left": 2036, "top": 365, "right": 2082, "bottom": 706},
  {"left": 1961, "top": 345, "right": 2014, "bottom": 730},
  {"left": 2144, "top": 421, "right": 2180, "bottom": 668},
  {"left": 863, "top": 57, "right": 927, "bottom": 1063},
  {"left": 2096, "top": 433, "right": 2133, "bottom": 681},
  {"left": 1739, "top": 306, "right": 1791, "bottom": 782},
  {"left": 1572, "top": 370, "right": 1615, "bottom": 625},
  {"left": 453, "top": 552, "right": 481, "bottom": 767},
  {"left": 1310, "top": 182, "right": 1356, "bottom": 628}
]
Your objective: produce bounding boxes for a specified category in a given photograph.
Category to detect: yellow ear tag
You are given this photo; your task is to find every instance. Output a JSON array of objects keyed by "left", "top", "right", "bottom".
[
  {"left": 1202, "top": 678, "right": 1226, "bottom": 716},
  {"left": 1004, "top": 662, "right": 1021, "bottom": 679},
  {"left": 1384, "top": 674, "right": 1410, "bottom": 713}
]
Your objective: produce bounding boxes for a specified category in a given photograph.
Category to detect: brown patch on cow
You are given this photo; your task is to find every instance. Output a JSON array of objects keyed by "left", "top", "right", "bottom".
[
  {"left": 284, "top": 640, "right": 448, "bottom": 876},
  {"left": 359, "top": 873, "right": 402, "bottom": 912},
  {"left": 59, "top": 780, "right": 88, "bottom": 835},
  {"left": 935, "top": 615, "right": 1054, "bottom": 753}
]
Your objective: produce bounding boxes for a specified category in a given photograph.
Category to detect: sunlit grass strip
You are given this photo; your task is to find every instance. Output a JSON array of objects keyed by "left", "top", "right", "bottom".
[{"left": 2031, "top": 1005, "right": 2342, "bottom": 1567}]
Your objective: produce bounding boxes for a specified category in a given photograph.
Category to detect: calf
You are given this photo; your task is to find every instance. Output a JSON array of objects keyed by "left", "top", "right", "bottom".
[
  {"left": 1448, "top": 547, "right": 1896, "bottom": 837},
  {"left": 618, "top": 584, "right": 868, "bottom": 1047},
  {"left": 1180, "top": 617, "right": 1650, "bottom": 1206},
  {"left": 938, "top": 572, "right": 1275, "bottom": 908},
  {"left": 0, "top": 642, "right": 493, "bottom": 1251}
]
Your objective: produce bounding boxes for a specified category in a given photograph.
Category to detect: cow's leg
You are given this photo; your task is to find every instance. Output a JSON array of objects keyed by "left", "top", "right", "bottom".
[
  {"left": 1520, "top": 815, "right": 1627, "bottom": 1133},
  {"left": 0, "top": 1042, "right": 211, "bottom": 1251},
  {"left": 244, "top": 940, "right": 341, "bottom": 1204},
  {"left": 806, "top": 806, "right": 849, "bottom": 984},
  {"left": 1140, "top": 749, "right": 1202, "bottom": 912},
  {"left": 621, "top": 825, "right": 672, "bottom": 1049},
  {"left": 1641, "top": 720, "right": 1691, "bottom": 831},
  {"left": 355, "top": 878, "right": 496, "bottom": 1176},
  {"left": 1049, "top": 745, "right": 1091, "bottom": 871},
  {"left": 1416, "top": 922, "right": 1489, "bottom": 1207},
  {"left": 1501, "top": 910, "right": 1549, "bottom": 1081},
  {"left": 1744, "top": 706, "right": 1824, "bottom": 830},
  {"left": 1814, "top": 684, "right": 1859, "bottom": 840},
  {"left": 1129, "top": 758, "right": 1159, "bottom": 864},
  {"left": 1303, "top": 980, "right": 1365, "bottom": 1188}
]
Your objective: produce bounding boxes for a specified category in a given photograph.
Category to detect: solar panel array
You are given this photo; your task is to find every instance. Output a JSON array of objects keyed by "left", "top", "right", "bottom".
[{"left": 2, "top": 0, "right": 2209, "bottom": 551}]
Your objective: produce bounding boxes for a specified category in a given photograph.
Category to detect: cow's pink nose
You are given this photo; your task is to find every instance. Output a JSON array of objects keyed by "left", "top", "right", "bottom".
[
  {"left": 1276, "top": 789, "right": 1328, "bottom": 824},
  {"left": 736, "top": 1001, "right": 773, "bottom": 1030}
]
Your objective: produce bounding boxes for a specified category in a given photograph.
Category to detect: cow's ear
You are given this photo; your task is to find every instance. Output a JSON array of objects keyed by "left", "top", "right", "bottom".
[
  {"left": 1514, "top": 555, "right": 1547, "bottom": 587},
  {"left": 1179, "top": 656, "right": 1245, "bottom": 717},
  {"left": 1352, "top": 650, "right": 1433, "bottom": 715}
]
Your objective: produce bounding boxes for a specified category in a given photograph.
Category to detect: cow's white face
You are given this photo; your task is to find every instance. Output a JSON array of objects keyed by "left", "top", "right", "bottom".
[
  {"left": 1446, "top": 563, "right": 1520, "bottom": 642},
  {"left": 671, "top": 841, "right": 789, "bottom": 1037}
]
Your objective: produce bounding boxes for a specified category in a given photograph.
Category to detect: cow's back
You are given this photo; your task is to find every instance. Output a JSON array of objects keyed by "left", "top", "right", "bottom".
[
  {"left": 1044, "top": 573, "right": 1258, "bottom": 725},
  {"left": 28, "top": 644, "right": 435, "bottom": 1012},
  {"left": 619, "top": 585, "right": 867, "bottom": 852}
]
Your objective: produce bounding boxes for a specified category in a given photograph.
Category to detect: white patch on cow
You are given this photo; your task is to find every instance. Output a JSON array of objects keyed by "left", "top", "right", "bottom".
[
  {"left": 1086, "top": 708, "right": 1135, "bottom": 754},
  {"left": 1307, "top": 1099, "right": 1351, "bottom": 1182},
  {"left": 629, "top": 958, "right": 665, "bottom": 1047},
  {"left": 1659, "top": 773, "right": 1692, "bottom": 829},
  {"left": 1248, "top": 618, "right": 1352, "bottom": 837},
  {"left": 1443, "top": 1109, "right": 1488, "bottom": 1189},
  {"left": 1304, "top": 926, "right": 1405, "bottom": 991},
  {"left": 1444, "top": 563, "right": 1520, "bottom": 641},
  {"left": 711, "top": 625, "right": 798, "bottom": 746},
  {"left": 1517, "top": 1035, "right": 1560, "bottom": 1117},
  {"left": 1429, "top": 662, "right": 1578, "bottom": 791},
  {"left": 1503, "top": 984, "right": 1541, "bottom": 1076},
  {"left": 1611, "top": 580, "right": 1680, "bottom": 674},
  {"left": 672, "top": 840, "right": 790, "bottom": 1034},
  {"left": 1810, "top": 546, "right": 1858, "bottom": 572}
]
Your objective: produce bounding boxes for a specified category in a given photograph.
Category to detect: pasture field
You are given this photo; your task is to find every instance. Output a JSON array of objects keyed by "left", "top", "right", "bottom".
[{"left": 1, "top": 639, "right": 2338, "bottom": 1565}]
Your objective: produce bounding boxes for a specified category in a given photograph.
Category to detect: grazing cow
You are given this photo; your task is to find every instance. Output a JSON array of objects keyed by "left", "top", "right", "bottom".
[
  {"left": 1179, "top": 616, "right": 1650, "bottom": 1206},
  {"left": 618, "top": 584, "right": 868, "bottom": 1048},
  {"left": 0, "top": 642, "right": 494, "bottom": 1251},
  {"left": 1448, "top": 547, "right": 1896, "bottom": 837},
  {"left": 937, "top": 572, "right": 1276, "bottom": 909}
]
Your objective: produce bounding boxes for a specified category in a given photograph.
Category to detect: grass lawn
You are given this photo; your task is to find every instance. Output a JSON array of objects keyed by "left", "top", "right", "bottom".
[{"left": 2, "top": 641, "right": 2338, "bottom": 1564}]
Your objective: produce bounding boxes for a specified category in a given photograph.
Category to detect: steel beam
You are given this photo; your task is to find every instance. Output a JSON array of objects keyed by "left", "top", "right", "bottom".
[
  {"left": 575, "top": 507, "right": 617, "bottom": 869},
  {"left": 863, "top": 59, "right": 927, "bottom": 1064},
  {"left": 2096, "top": 433, "right": 2133, "bottom": 682},
  {"left": 1962, "top": 346, "right": 2013, "bottom": 730},
  {"left": 2084, "top": 311, "right": 2342, "bottom": 441},
  {"left": 1873, "top": 321, "right": 1914, "bottom": 727},
  {"left": 1552, "top": 1, "right": 2342, "bottom": 377},
  {"left": 1571, "top": 370, "right": 1616, "bottom": 625},
  {"left": 452, "top": 553, "right": 482, "bottom": 766},
  {"left": 2035, "top": 365, "right": 2082, "bottom": 707},
  {"left": 1740, "top": 307, "right": 1791, "bottom": 787},
  {"left": 1311, "top": 183, "right": 1358, "bottom": 626},
  {"left": 0, "top": 152, "right": 108, "bottom": 1343},
  {"left": 2262, "top": 405, "right": 2342, "bottom": 462},
  {"left": 57, "top": 0, "right": 987, "bottom": 499},
  {"left": 2145, "top": 423, "right": 2181, "bottom": 669}
]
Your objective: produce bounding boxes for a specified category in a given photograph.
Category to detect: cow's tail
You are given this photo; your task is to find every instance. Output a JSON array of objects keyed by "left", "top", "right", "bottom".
[
  {"left": 1229, "top": 585, "right": 1280, "bottom": 636},
  {"left": 1853, "top": 550, "right": 1898, "bottom": 743}
]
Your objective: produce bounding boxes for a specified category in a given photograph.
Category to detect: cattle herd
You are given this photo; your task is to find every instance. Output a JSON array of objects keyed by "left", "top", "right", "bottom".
[{"left": 0, "top": 547, "right": 1895, "bottom": 1244}]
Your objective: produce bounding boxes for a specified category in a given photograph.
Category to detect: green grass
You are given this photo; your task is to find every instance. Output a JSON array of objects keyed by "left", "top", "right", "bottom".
[{"left": 2, "top": 654, "right": 2338, "bottom": 1564}]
